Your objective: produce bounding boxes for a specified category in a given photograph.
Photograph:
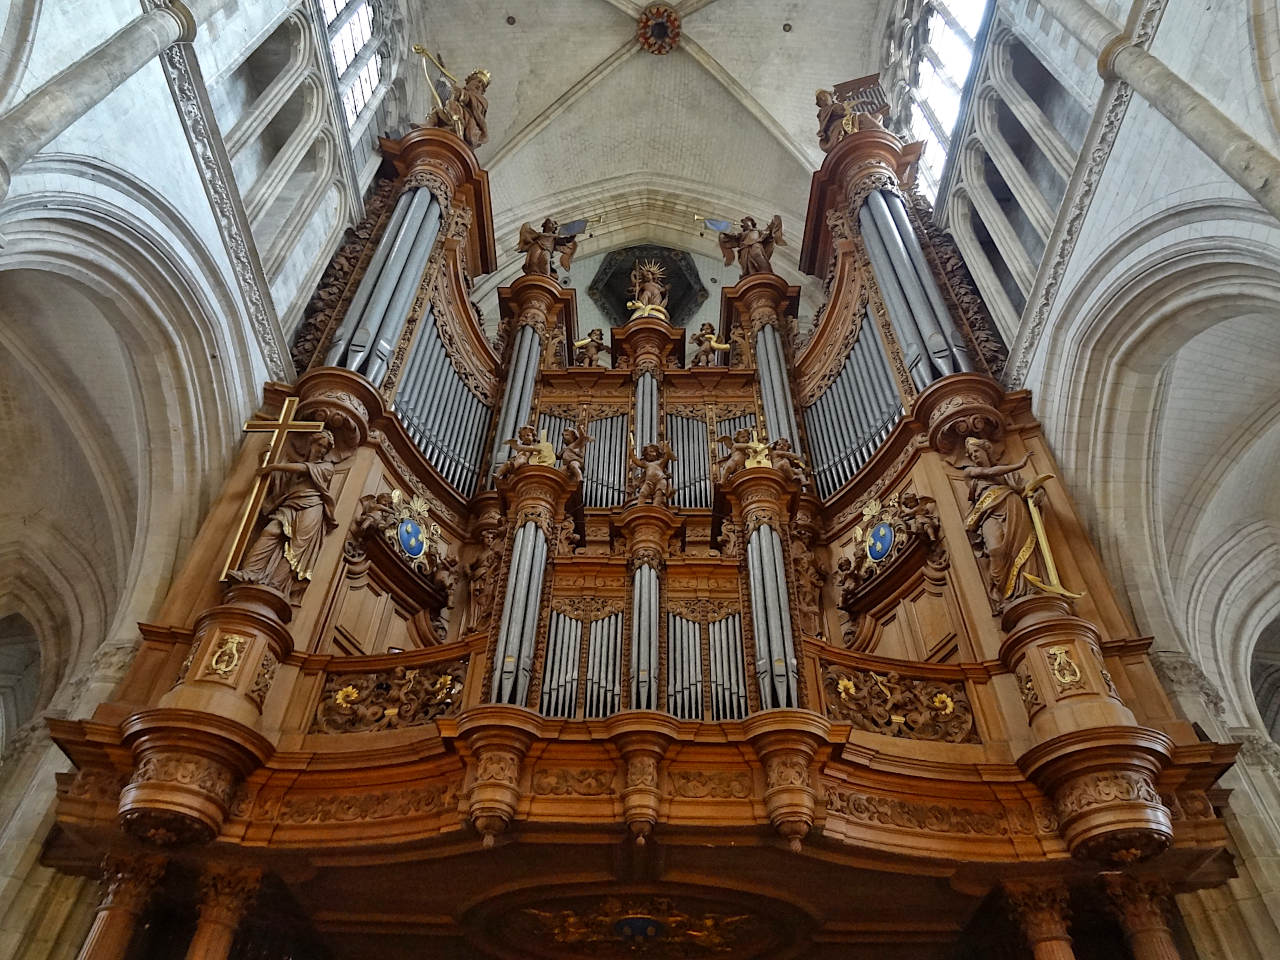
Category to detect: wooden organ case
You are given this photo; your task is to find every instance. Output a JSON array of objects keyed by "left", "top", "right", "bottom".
[{"left": 43, "top": 125, "right": 1239, "bottom": 960}]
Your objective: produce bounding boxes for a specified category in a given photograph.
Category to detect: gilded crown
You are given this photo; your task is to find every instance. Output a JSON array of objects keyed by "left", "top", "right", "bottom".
[{"left": 468, "top": 68, "right": 491, "bottom": 86}]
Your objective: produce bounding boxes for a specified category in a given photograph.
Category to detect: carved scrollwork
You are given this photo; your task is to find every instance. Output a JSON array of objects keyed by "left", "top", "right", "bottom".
[
  {"left": 129, "top": 753, "right": 236, "bottom": 809},
  {"left": 475, "top": 749, "right": 521, "bottom": 785},
  {"left": 1015, "top": 661, "right": 1042, "bottom": 718},
  {"left": 665, "top": 597, "right": 738, "bottom": 623},
  {"left": 551, "top": 596, "right": 624, "bottom": 621},
  {"left": 822, "top": 664, "right": 979, "bottom": 743},
  {"left": 247, "top": 651, "right": 278, "bottom": 709},
  {"left": 531, "top": 768, "right": 616, "bottom": 796},
  {"left": 1053, "top": 771, "right": 1162, "bottom": 822},
  {"left": 277, "top": 782, "right": 457, "bottom": 823},
  {"left": 668, "top": 770, "right": 751, "bottom": 799},
  {"left": 311, "top": 662, "right": 466, "bottom": 733},
  {"left": 626, "top": 756, "right": 659, "bottom": 788},
  {"left": 824, "top": 787, "right": 1008, "bottom": 835},
  {"left": 766, "top": 755, "right": 810, "bottom": 788}
]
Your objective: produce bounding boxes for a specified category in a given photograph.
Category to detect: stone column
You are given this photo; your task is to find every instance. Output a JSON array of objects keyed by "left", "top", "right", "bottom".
[
  {"left": 183, "top": 866, "right": 261, "bottom": 960},
  {"left": 1032, "top": 0, "right": 1280, "bottom": 222},
  {"left": 75, "top": 856, "right": 166, "bottom": 960},
  {"left": 0, "top": 0, "right": 237, "bottom": 201},
  {"left": 1005, "top": 880, "right": 1077, "bottom": 960},
  {"left": 1105, "top": 875, "right": 1184, "bottom": 960}
]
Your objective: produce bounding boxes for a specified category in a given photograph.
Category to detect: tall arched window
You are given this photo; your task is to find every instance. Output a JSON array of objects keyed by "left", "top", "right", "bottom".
[
  {"left": 893, "top": 0, "right": 990, "bottom": 197},
  {"left": 320, "top": 0, "right": 383, "bottom": 128}
]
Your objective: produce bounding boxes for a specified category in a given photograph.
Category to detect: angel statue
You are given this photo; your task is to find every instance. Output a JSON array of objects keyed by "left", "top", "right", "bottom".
[
  {"left": 715, "top": 428, "right": 754, "bottom": 483},
  {"left": 517, "top": 217, "right": 584, "bottom": 281},
  {"left": 413, "top": 46, "right": 490, "bottom": 149},
  {"left": 769, "top": 437, "right": 810, "bottom": 489},
  {"left": 626, "top": 260, "right": 670, "bottom": 320},
  {"left": 718, "top": 215, "right": 784, "bottom": 278},
  {"left": 689, "top": 322, "right": 730, "bottom": 367},
  {"left": 557, "top": 417, "right": 594, "bottom": 484},
  {"left": 574, "top": 328, "right": 612, "bottom": 367},
  {"left": 629, "top": 437, "right": 677, "bottom": 507}
]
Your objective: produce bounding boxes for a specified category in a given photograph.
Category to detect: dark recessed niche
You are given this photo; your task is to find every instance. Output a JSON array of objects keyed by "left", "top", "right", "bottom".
[{"left": 587, "top": 245, "right": 709, "bottom": 328}]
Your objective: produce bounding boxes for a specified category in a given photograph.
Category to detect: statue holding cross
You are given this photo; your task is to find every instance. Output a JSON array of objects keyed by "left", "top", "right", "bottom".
[{"left": 223, "top": 397, "right": 340, "bottom": 604}]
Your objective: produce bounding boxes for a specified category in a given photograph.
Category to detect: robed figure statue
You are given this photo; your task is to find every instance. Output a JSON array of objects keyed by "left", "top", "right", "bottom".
[
  {"left": 231, "top": 430, "right": 338, "bottom": 603},
  {"left": 718, "top": 215, "right": 784, "bottom": 278},
  {"left": 961, "top": 437, "right": 1043, "bottom": 606}
]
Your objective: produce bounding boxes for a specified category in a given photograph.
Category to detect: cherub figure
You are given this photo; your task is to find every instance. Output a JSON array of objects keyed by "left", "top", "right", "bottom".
[
  {"left": 495, "top": 425, "right": 554, "bottom": 480},
  {"left": 718, "top": 215, "right": 785, "bottom": 278},
  {"left": 626, "top": 260, "right": 670, "bottom": 319},
  {"left": 629, "top": 440, "right": 677, "bottom": 507},
  {"left": 558, "top": 417, "right": 593, "bottom": 484},
  {"left": 835, "top": 556, "right": 860, "bottom": 612},
  {"left": 899, "top": 490, "right": 940, "bottom": 543},
  {"left": 573, "top": 328, "right": 612, "bottom": 367},
  {"left": 517, "top": 218, "right": 580, "bottom": 280},
  {"left": 351, "top": 491, "right": 397, "bottom": 538},
  {"left": 715, "top": 428, "right": 755, "bottom": 482},
  {"left": 689, "top": 322, "right": 731, "bottom": 367},
  {"left": 769, "top": 437, "right": 810, "bottom": 489}
]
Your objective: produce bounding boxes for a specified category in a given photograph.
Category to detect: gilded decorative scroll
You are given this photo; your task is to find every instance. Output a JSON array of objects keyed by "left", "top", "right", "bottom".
[
  {"left": 821, "top": 663, "right": 979, "bottom": 743},
  {"left": 312, "top": 662, "right": 467, "bottom": 733}
]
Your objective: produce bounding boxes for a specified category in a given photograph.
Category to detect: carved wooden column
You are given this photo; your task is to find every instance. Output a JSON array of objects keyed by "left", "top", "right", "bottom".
[
  {"left": 1005, "top": 880, "right": 1077, "bottom": 960},
  {"left": 723, "top": 465, "right": 801, "bottom": 709},
  {"left": 75, "top": 855, "right": 166, "bottom": 960},
  {"left": 721, "top": 273, "right": 801, "bottom": 446},
  {"left": 1104, "top": 875, "right": 1184, "bottom": 960},
  {"left": 618, "top": 503, "right": 681, "bottom": 710},
  {"left": 118, "top": 376, "right": 372, "bottom": 845},
  {"left": 915, "top": 375, "right": 1173, "bottom": 864},
  {"left": 490, "top": 275, "right": 575, "bottom": 479},
  {"left": 743, "top": 711, "right": 830, "bottom": 851},
  {"left": 183, "top": 866, "right": 261, "bottom": 960},
  {"left": 456, "top": 705, "right": 543, "bottom": 847},
  {"left": 491, "top": 464, "right": 573, "bottom": 705},
  {"left": 605, "top": 712, "right": 681, "bottom": 844}
]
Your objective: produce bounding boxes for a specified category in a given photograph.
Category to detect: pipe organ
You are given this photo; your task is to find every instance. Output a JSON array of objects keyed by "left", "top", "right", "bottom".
[{"left": 49, "top": 118, "right": 1241, "bottom": 960}]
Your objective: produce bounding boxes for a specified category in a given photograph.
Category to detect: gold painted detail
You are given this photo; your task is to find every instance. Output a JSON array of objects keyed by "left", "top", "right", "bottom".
[
  {"left": 312, "top": 662, "right": 466, "bottom": 733},
  {"left": 822, "top": 664, "right": 979, "bottom": 743},
  {"left": 205, "top": 634, "right": 249, "bottom": 679},
  {"left": 1045, "top": 646, "right": 1085, "bottom": 693}
]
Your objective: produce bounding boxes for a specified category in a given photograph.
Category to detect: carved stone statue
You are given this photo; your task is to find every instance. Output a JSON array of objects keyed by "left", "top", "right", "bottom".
[
  {"left": 467, "top": 525, "right": 506, "bottom": 628},
  {"left": 351, "top": 491, "right": 397, "bottom": 539},
  {"left": 415, "top": 46, "right": 490, "bottom": 149},
  {"left": 715, "top": 428, "right": 755, "bottom": 482},
  {"left": 718, "top": 215, "right": 784, "bottom": 278},
  {"left": 573, "top": 328, "right": 612, "bottom": 367},
  {"left": 626, "top": 260, "right": 670, "bottom": 319},
  {"left": 899, "top": 490, "right": 941, "bottom": 544},
  {"left": 961, "top": 438, "right": 1044, "bottom": 606},
  {"left": 815, "top": 88, "right": 852, "bottom": 153},
  {"left": 495, "top": 425, "right": 555, "bottom": 481},
  {"left": 690, "top": 322, "right": 730, "bottom": 367},
  {"left": 629, "top": 440, "right": 677, "bottom": 507},
  {"left": 517, "top": 218, "right": 580, "bottom": 280},
  {"left": 769, "top": 437, "right": 809, "bottom": 489},
  {"left": 230, "top": 430, "right": 338, "bottom": 603},
  {"left": 558, "top": 418, "right": 593, "bottom": 484}
]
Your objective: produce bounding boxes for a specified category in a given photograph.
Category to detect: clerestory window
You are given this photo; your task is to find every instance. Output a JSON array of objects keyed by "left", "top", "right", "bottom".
[{"left": 320, "top": 0, "right": 384, "bottom": 129}]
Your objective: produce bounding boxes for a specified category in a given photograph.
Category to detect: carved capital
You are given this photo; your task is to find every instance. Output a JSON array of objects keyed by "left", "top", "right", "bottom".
[
  {"left": 606, "top": 712, "right": 681, "bottom": 844},
  {"left": 1005, "top": 880, "right": 1072, "bottom": 947},
  {"left": 98, "top": 854, "right": 167, "bottom": 915},
  {"left": 1103, "top": 874, "right": 1173, "bottom": 936},
  {"left": 457, "top": 706, "right": 543, "bottom": 847},
  {"left": 197, "top": 865, "right": 262, "bottom": 929}
]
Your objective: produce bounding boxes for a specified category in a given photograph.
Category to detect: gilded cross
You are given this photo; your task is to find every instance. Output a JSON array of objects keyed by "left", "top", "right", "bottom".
[{"left": 220, "top": 396, "right": 327, "bottom": 580}]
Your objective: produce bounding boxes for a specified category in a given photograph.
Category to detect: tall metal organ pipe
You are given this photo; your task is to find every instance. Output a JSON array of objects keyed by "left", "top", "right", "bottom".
[
  {"left": 631, "top": 563, "right": 659, "bottom": 709},
  {"left": 490, "top": 324, "right": 541, "bottom": 479},
  {"left": 745, "top": 523, "right": 799, "bottom": 708},
  {"left": 491, "top": 520, "right": 549, "bottom": 705}
]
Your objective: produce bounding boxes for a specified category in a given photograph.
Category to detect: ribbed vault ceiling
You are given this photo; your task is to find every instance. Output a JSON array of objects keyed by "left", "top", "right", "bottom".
[{"left": 408, "top": 0, "right": 890, "bottom": 318}]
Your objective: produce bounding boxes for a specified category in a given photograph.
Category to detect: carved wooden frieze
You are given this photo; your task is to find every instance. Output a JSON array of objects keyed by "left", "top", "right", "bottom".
[
  {"left": 821, "top": 663, "right": 979, "bottom": 743},
  {"left": 312, "top": 662, "right": 467, "bottom": 733}
]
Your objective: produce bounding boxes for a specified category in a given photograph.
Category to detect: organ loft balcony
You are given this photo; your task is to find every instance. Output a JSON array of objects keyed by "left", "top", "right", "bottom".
[{"left": 42, "top": 121, "right": 1237, "bottom": 959}]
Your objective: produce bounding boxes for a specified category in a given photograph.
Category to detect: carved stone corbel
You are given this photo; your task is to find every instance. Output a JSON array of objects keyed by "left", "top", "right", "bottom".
[
  {"left": 457, "top": 705, "right": 543, "bottom": 847},
  {"left": 744, "top": 711, "right": 831, "bottom": 851},
  {"left": 605, "top": 712, "right": 681, "bottom": 844}
]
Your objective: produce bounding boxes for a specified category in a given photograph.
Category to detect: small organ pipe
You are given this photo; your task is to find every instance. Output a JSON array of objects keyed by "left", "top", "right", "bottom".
[
  {"left": 492, "top": 523, "right": 529, "bottom": 699},
  {"left": 769, "top": 525, "right": 799, "bottom": 707},
  {"left": 515, "top": 531, "right": 549, "bottom": 704},
  {"left": 746, "top": 533, "right": 770, "bottom": 705}
]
